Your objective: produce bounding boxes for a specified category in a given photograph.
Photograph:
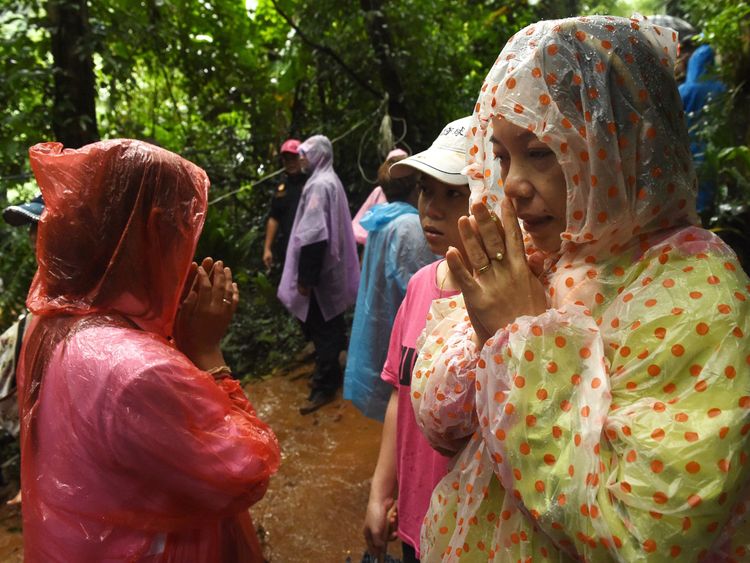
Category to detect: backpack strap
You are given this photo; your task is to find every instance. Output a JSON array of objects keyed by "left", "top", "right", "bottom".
[{"left": 13, "top": 313, "right": 27, "bottom": 376}]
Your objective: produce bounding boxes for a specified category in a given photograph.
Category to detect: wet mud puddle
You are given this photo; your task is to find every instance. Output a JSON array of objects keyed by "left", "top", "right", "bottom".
[{"left": 249, "top": 363, "right": 401, "bottom": 562}]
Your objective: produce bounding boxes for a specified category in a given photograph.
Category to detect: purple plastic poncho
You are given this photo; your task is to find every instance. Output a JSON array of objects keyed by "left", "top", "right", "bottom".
[{"left": 277, "top": 135, "right": 360, "bottom": 321}]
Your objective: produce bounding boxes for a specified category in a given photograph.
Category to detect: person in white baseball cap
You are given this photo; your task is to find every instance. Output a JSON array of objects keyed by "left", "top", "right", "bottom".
[
  {"left": 362, "top": 117, "right": 471, "bottom": 563},
  {"left": 390, "top": 116, "right": 471, "bottom": 186}
]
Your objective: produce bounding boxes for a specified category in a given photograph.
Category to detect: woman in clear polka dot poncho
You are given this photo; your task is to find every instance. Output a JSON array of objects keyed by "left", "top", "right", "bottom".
[{"left": 411, "top": 15, "right": 750, "bottom": 562}]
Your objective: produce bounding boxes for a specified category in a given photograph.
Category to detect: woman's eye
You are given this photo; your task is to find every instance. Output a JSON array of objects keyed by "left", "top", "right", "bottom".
[{"left": 529, "top": 148, "right": 554, "bottom": 159}]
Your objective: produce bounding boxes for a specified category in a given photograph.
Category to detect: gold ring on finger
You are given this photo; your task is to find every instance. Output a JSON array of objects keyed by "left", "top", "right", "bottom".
[
  {"left": 477, "top": 262, "right": 492, "bottom": 274},
  {"left": 493, "top": 251, "right": 504, "bottom": 262},
  {"left": 222, "top": 298, "right": 231, "bottom": 304}
]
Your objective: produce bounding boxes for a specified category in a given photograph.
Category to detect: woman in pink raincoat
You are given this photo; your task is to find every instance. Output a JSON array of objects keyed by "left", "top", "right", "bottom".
[
  {"left": 18, "top": 140, "right": 280, "bottom": 562},
  {"left": 412, "top": 15, "right": 750, "bottom": 561}
]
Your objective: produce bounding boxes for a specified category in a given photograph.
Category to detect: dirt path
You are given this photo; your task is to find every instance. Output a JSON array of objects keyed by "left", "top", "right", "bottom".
[
  {"left": 248, "top": 363, "right": 401, "bottom": 562},
  {"left": 0, "top": 363, "right": 401, "bottom": 562},
  {"left": 0, "top": 502, "right": 21, "bottom": 562}
]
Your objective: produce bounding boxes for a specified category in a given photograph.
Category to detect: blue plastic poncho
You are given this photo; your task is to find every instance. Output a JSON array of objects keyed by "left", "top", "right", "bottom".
[
  {"left": 343, "top": 202, "right": 436, "bottom": 420},
  {"left": 678, "top": 44, "right": 725, "bottom": 211}
]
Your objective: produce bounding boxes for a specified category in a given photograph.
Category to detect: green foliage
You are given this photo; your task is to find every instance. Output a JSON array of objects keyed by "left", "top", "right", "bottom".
[
  {"left": 2, "top": 0, "right": 748, "bottom": 382},
  {"left": 0, "top": 3, "right": 51, "bottom": 326},
  {"left": 0, "top": 226, "right": 36, "bottom": 327},
  {"left": 696, "top": 91, "right": 750, "bottom": 266},
  {"left": 223, "top": 271, "right": 306, "bottom": 381},
  {"left": 682, "top": 0, "right": 750, "bottom": 83},
  {"left": 0, "top": 0, "right": 546, "bottom": 375},
  {"left": 629, "top": 0, "right": 666, "bottom": 17},
  {"left": 265, "top": 0, "right": 541, "bottom": 202},
  {"left": 675, "top": 0, "right": 750, "bottom": 267},
  {"left": 0, "top": 1, "right": 51, "bottom": 183}
]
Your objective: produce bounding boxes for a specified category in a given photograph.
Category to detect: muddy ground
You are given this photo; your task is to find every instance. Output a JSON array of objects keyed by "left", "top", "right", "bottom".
[{"left": 0, "top": 362, "right": 402, "bottom": 562}]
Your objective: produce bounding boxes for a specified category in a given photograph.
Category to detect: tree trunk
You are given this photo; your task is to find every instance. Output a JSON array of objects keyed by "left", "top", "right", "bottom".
[
  {"left": 289, "top": 80, "right": 306, "bottom": 138},
  {"left": 47, "top": 0, "right": 99, "bottom": 148},
  {"left": 360, "top": 0, "right": 413, "bottom": 150},
  {"left": 315, "top": 57, "right": 329, "bottom": 124}
]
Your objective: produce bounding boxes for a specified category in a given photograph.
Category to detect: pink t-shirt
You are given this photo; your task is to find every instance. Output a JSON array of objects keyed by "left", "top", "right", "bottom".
[{"left": 381, "top": 260, "right": 457, "bottom": 554}]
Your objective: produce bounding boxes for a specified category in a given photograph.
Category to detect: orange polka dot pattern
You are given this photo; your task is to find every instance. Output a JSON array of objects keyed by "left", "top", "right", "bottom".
[
  {"left": 412, "top": 296, "right": 479, "bottom": 446},
  {"left": 412, "top": 15, "right": 750, "bottom": 563}
]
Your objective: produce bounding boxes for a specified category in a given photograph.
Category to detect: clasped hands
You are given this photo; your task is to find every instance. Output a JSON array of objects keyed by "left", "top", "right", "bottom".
[
  {"left": 446, "top": 199, "right": 548, "bottom": 347},
  {"left": 175, "top": 257, "right": 239, "bottom": 370}
]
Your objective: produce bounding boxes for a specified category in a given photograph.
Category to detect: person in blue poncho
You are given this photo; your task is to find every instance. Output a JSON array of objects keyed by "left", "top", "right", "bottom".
[
  {"left": 343, "top": 154, "right": 436, "bottom": 421},
  {"left": 678, "top": 43, "right": 725, "bottom": 212}
]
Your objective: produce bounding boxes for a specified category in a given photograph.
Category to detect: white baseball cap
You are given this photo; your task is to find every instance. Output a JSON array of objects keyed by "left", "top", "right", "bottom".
[{"left": 390, "top": 116, "right": 471, "bottom": 186}]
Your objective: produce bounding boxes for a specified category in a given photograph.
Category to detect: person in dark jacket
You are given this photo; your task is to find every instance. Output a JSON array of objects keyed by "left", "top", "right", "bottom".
[{"left": 262, "top": 139, "right": 308, "bottom": 272}]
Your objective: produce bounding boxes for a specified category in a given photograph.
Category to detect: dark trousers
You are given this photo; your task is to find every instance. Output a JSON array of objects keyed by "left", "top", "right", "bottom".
[
  {"left": 303, "top": 295, "right": 346, "bottom": 394},
  {"left": 402, "top": 542, "right": 419, "bottom": 563}
]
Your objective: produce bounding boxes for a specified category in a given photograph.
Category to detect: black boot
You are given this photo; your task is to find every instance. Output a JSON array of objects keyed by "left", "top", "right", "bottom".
[{"left": 299, "top": 389, "right": 337, "bottom": 415}]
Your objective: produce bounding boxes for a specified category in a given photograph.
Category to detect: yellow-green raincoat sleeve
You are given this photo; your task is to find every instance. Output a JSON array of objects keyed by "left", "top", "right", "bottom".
[
  {"left": 475, "top": 251, "right": 750, "bottom": 561},
  {"left": 411, "top": 295, "right": 480, "bottom": 454}
]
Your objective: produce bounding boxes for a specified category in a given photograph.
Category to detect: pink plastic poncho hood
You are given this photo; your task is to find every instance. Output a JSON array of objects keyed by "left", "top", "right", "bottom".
[{"left": 27, "top": 139, "right": 208, "bottom": 337}]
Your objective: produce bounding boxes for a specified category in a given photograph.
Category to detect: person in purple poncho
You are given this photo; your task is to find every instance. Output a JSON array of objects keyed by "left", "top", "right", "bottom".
[{"left": 278, "top": 135, "right": 360, "bottom": 414}]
